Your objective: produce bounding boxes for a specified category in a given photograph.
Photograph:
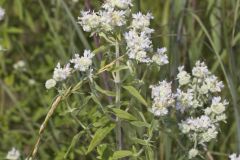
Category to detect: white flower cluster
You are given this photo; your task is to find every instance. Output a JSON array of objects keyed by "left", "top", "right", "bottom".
[
  {"left": 0, "top": 7, "right": 5, "bottom": 21},
  {"left": 78, "top": 0, "right": 168, "bottom": 65},
  {"left": 45, "top": 50, "right": 94, "bottom": 89},
  {"left": 150, "top": 80, "right": 175, "bottom": 116},
  {"left": 176, "top": 61, "right": 227, "bottom": 159},
  {"left": 78, "top": 0, "right": 131, "bottom": 33},
  {"left": 150, "top": 61, "right": 227, "bottom": 159},
  {"left": 179, "top": 115, "right": 218, "bottom": 144},
  {"left": 6, "top": 148, "right": 20, "bottom": 160},
  {"left": 230, "top": 153, "right": 240, "bottom": 160},
  {"left": 125, "top": 12, "right": 168, "bottom": 64}
]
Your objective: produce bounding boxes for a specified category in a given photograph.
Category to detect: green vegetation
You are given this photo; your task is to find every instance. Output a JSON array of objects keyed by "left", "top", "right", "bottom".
[{"left": 0, "top": 0, "right": 240, "bottom": 159}]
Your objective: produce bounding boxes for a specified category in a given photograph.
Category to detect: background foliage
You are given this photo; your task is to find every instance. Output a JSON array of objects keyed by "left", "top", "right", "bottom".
[{"left": 0, "top": 0, "right": 240, "bottom": 159}]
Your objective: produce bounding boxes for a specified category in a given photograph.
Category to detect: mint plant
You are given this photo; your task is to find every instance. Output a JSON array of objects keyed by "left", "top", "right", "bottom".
[{"left": 29, "top": 0, "right": 228, "bottom": 159}]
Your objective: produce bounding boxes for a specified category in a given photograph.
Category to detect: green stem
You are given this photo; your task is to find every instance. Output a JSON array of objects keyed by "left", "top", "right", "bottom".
[{"left": 115, "top": 40, "right": 122, "bottom": 150}]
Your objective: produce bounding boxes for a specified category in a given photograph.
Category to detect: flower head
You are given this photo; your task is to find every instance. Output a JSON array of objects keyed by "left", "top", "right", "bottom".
[
  {"left": 78, "top": 11, "right": 101, "bottom": 32},
  {"left": 152, "top": 47, "right": 169, "bottom": 65},
  {"left": 70, "top": 50, "right": 94, "bottom": 72},
  {"left": 13, "top": 60, "right": 26, "bottom": 71},
  {"left": 229, "top": 153, "right": 240, "bottom": 160},
  {"left": 205, "top": 75, "right": 224, "bottom": 93},
  {"left": 0, "top": 7, "right": 5, "bottom": 21},
  {"left": 192, "top": 61, "right": 210, "bottom": 78},
  {"left": 177, "top": 66, "right": 191, "bottom": 86},
  {"left": 45, "top": 79, "right": 57, "bottom": 89},
  {"left": 188, "top": 148, "right": 198, "bottom": 159},
  {"left": 6, "top": 148, "right": 20, "bottom": 160},
  {"left": 131, "top": 12, "right": 153, "bottom": 31},
  {"left": 150, "top": 80, "right": 175, "bottom": 116},
  {"left": 210, "top": 96, "right": 228, "bottom": 114},
  {"left": 53, "top": 63, "right": 72, "bottom": 81},
  {"left": 124, "top": 30, "right": 152, "bottom": 62},
  {"left": 103, "top": 0, "right": 133, "bottom": 9}
]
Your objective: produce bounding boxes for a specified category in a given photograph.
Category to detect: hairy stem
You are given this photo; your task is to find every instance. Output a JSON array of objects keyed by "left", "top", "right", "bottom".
[{"left": 115, "top": 40, "right": 122, "bottom": 150}]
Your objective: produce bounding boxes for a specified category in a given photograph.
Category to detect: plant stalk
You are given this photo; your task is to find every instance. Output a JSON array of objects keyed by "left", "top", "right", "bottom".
[{"left": 115, "top": 40, "right": 122, "bottom": 150}]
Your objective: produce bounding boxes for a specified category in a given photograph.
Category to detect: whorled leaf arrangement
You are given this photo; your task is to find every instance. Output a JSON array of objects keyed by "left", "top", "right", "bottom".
[{"left": 29, "top": 0, "right": 228, "bottom": 159}]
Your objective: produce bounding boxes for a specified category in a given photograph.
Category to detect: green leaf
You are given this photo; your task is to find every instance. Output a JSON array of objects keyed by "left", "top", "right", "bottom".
[
  {"left": 122, "top": 86, "right": 148, "bottom": 107},
  {"left": 93, "top": 117, "right": 110, "bottom": 128},
  {"left": 111, "top": 65, "right": 129, "bottom": 73},
  {"left": 64, "top": 131, "right": 84, "bottom": 159},
  {"left": 112, "top": 108, "right": 137, "bottom": 121},
  {"left": 130, "top": 121, "right": 151, "bottom": 128},
  {"left": 146, "top": 146, "right": 154, "bottom": 160},
  {"left": 95, "top": 82, "right": 115, "bottom": 97},
  {"left": 131, "top": 138, "right": 148, "bottom": 146},
  {"left": 87, "top": 123, "right": 116, "bottom": 154},
  {"left": 112, "top": 150, "right": 133, "bottom": 159}
]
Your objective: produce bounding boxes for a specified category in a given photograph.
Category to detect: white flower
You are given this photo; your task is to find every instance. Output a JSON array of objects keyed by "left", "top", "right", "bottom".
[
  {"left": 192, "top": 61, "right": 210, "bottom": 78},
  {"left": 134, "top": 50, "right": 150, "bottom": 62},
  {"left": 175, "top": 89, "right": 193, "bottom": 112},
  {"left": 210, "top": 97, "right": 228, "bottom": 114},
  {"left": 188, "top": 148, "right": 198, "bottom": 159},
  {"left": 152, "top": 47, "right": 169, "bottom": 66},
  {"left": 177, "top": 66, "right": 191, "bottom": 86},
  {"left": 181, "top": 116, "right": 212, "bottom": 132},
  {"left": 179, "top": 123, "right": 190, "bottom": 133},
  {"left": 0, "top": 7, "right": 5, "bottom": 21},
  {"left": 125, "top": 30, "right": 152, "bottom": 62},
  {"left": 199, "top": 83, "right": 209, "bottom": 94},
  {"left": 70, "top": 50, "right": 94, "bottom": 72},
  {"left": 99, "top": 9, "right": 127, "bottom": 32},
  {"left": 204, "top": 107, "right": 212, "bottom": 115},
  {"left": 109, "top": 9, "right": 126, "bottom": 27},
  {"left": 205, "top": 75, "right": 224, "bottom": 93},
  {"left": 28, "top": 79, "right": 36, "bottom": 86},
  {"left": 53, "top": 63, "right": 72, "bottom": 81},
  {"left": 131, "top": 12, "right": 153, "bottom": 31},
  {"left": 200, "top": 126, "right": 218, "bottom": 142},
  {"left": 6, "top": 148, "right": 20, "bottom": 160},
  {"left": 125, "top": 30, "right": 152, "bottom": 51},
  {"left": 151, "top": 106, "right": 168, "bottom": 116},
  {"left": 45, "top": 79, "right": 56, "bottom": 89},
  {"left": 229, "top": 153, "right": 240, "bottom": 160},
  {"left": 150, "top": 80, "right": 175, "bottom": 116},
  {"left": 103, "top": 0, "right": 132, "bottom": 9},
  {"left": 13, "top": 60, "right": 26, "bottom": 71},
  {"left": 215, "top": 114, "right": 227, "bottom": 122},
  {"left": 78, "top": 11, "right": 101, "bottom": 32}
]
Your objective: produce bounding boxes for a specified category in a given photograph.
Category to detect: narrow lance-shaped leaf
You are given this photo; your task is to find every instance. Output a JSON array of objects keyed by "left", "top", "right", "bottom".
[
  {"left": 64, "top": 131, "right": 84, "bottom": 159},
  {"left": 112, "top": 150, "right": 133, "bottom": 159},
  {"left": 95, "top": 82, "right": 116, "bottom": 97},
  {"left": 87, "top": 123, "right": 116, "bottom": 153},
  {"left": 122, "top": 86, "right": 148, "bottom": 107},
  {"left": 112, "top": 108, "right": 137, "bottom": 121}
]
